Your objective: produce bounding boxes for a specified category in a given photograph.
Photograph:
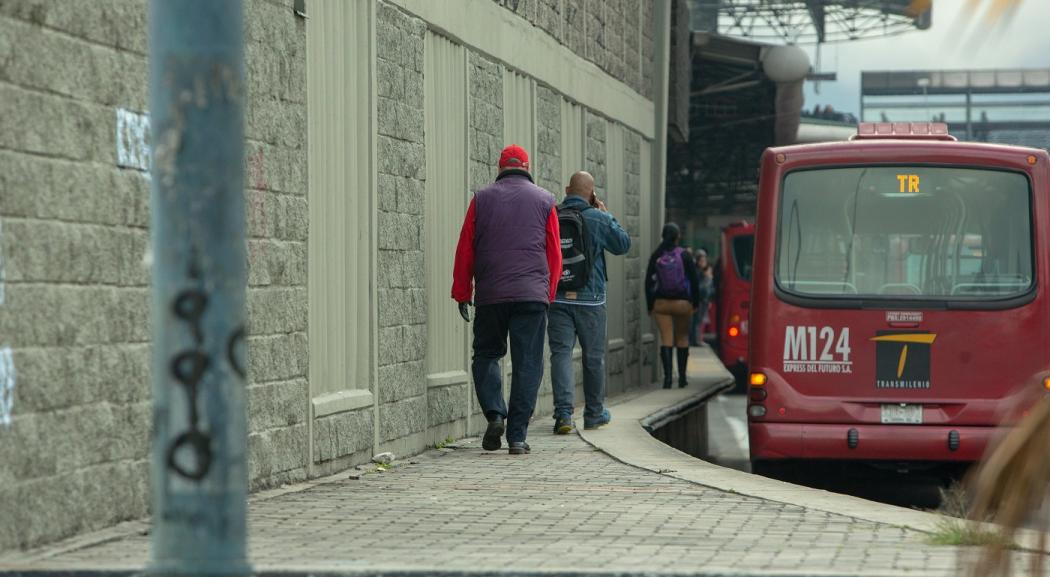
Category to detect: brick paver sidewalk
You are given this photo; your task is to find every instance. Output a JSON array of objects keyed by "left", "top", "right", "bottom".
[
  {"left": 3, "top": 416, "right": 1025, "bottom": 576},
  {"left": 4, "top": 347, "right": 1044, "bottom": 576}
]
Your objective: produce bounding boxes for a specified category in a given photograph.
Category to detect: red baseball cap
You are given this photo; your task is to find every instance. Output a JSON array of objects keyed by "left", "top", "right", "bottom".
[{"left": 498, "top": 144, "right": 530, "bottom": 171}]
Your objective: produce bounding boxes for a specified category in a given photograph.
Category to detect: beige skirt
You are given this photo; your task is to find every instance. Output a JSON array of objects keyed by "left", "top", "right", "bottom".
[{"left": 651, "top": 298, "right": 693, "bottom": 316}]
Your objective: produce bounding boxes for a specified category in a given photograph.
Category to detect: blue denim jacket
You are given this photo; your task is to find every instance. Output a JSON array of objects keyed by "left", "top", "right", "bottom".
[{"left": 554, "top": 196, "right": 631, "bottom": 305}]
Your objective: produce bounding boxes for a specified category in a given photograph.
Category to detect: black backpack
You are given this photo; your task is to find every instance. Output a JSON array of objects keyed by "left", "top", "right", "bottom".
[{"left": 556, "top": 204, "right": 593, "bottom": 291}]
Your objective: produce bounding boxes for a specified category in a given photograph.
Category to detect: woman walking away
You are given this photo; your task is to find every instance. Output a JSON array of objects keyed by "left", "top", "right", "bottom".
[{"left": 646, "top": 223, "right": 701, "bottom": 388}]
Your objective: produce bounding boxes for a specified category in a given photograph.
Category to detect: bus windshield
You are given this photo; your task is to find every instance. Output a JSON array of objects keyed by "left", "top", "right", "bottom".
[
  {"left": 733, "top": 235, "right": 754, "bottom": 281},
  {"left": 777, "top": 166, "right": 1032, "bottom": 300}
]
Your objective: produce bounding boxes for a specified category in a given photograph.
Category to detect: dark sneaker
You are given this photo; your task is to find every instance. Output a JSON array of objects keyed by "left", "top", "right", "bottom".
[
  {"left": 508, "top": 441, "right": 531, "bottom": 455},
  {"left": 584, "top": 409, "right": 611, "bottom": 430},
  {"left": 553, "top": 416, "right": 573, "bottom": 435},
  {"left": 482, "top": 417, "right": 505, "bottom": 451}
]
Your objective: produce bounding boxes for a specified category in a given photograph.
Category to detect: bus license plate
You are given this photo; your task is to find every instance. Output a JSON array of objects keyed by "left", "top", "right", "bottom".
[{"left": 881, "top": 404, "right": 922, "bottom": 424}]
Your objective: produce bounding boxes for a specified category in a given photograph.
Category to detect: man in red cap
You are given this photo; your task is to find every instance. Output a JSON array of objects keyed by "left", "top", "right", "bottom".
[{"left": 452, "top": 144, "right": 561, "bottom": 455}]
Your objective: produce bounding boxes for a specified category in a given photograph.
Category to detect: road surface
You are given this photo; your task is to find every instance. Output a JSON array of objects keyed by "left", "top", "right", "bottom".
[{"left": 705, "top": 392, "right": 957, "bottom": 511}]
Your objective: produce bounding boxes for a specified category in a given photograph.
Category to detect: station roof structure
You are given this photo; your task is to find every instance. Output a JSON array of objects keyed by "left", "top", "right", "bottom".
[
  {"left": 666, "top": 32, "right": 777, "bottom": 216},
  {"left": 667, "top": 2, "right": 935, "bottom": 217},
  {"left": 689, "top": 0, "right": 932, "bottom": 44}
]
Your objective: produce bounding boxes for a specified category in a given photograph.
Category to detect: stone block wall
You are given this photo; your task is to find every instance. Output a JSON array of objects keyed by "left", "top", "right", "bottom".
[
  {"left": 623, "top": 130, "right": 643, "bottom": 376},
  {"left": 0, "top": 0, "right": 152, "bottom": 551},
  {"left": 375, "top": 4, "right": 428, "bottom": 455},
  {"left": 496, "top": 0, "right": 652, "bottom": 99},
  {"left": 466, "top": 50, "right": 504, "bottom": 434},
  {"left": 583, "top": 112, "right": 624, "bottom": 392},
  {"left": 533, "top": 84, "right": 562, "bottom": 414},
  {"left": 642, "top": 2, "right": 655, "bottom": 98},
  {"left": 535, "top": 85, "right": 563, "bottom": 196},
  {"left": 468, "top": 52, "right": 505, "bottom": 196},
  {"left": 243, "top": 0, "right": 310, "bottom": 491},
  {"left": 0, "top": 0, "right": 308, "bottom": 552},
  {"left": 585, "top": 112, "right": 608, "bottom": 199}
]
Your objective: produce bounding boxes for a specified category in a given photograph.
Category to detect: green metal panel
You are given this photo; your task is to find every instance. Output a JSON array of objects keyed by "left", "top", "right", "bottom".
[
  {"left": 424, "top": 33, "right": 469, "bottom": 385},
  {"left": 307, "top": 0, "right": 374, "bottom": 400},
  {"left": 640, "top": 138, "right": 656, "bottom": 383},
  {"left": 503, "top": 69, "right": 536, "bottom": 161},
  {"left": 560, "top": 99, "right": 585, "bottom": 198},
  {"left": 606, "top": 122, "right": 625, "bottom": 341}
]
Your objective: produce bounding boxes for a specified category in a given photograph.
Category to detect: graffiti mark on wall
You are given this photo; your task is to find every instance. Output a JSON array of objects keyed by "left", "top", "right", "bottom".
[
  {"left": 0, "top": 347, "right": 15, "bottom": 427},
  {"left": 116, "top": 108, "right": 151, "bottom": 173}
]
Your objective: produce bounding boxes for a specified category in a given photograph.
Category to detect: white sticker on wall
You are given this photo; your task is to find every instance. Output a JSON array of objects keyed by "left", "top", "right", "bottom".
[
  {"left": 116, "top": 108, "right": 151, "bottom": 172},
  {"left": 0, "top": 347, "right": 14, "bottom": 427}
]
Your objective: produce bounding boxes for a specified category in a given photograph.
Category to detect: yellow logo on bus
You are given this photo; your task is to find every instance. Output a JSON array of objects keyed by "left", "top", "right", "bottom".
[
  {"left": 896, "top": 174, "right": 921, "bottom": 193},
  {"left": 871, "top": 332, "right": 936, "bottom": 387}
]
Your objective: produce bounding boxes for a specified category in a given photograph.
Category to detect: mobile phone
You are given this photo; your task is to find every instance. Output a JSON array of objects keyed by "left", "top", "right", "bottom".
[{"left": 590, "top": 193, "right": 599, "bottom": 207}]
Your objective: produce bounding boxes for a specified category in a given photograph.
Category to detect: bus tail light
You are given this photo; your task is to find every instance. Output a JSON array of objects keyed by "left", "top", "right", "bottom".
[
  {"left": 1042, "top": 376, "right": 1050, "bottom": 391},
  {"left": 727, "top": 314, "right": 741, "bottom": 338},
  {"left": 750, "top": 372, "right": 767, "bottom": 387},
  {"left": 750, "top": 388, "right": 767, "bottom": 402},
  {"left": 748, "top": 404, "right": 766, "bottom": 418}
]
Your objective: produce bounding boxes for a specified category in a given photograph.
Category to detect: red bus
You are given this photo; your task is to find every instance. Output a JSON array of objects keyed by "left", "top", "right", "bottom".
[
  {"left": 748, "top": 123, "right": 1050, "bottom": 474},
  {"left": 716, "top": 221, "right": 755, "bottom": 385}
]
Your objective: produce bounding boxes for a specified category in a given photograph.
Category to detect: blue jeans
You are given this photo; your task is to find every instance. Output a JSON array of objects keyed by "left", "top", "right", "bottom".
[
  {"left": 472, "top": 302, "right": 548, "bottom": 443},
  {"left": 548, "top": 302, "right": 607, "bottom": 422}
]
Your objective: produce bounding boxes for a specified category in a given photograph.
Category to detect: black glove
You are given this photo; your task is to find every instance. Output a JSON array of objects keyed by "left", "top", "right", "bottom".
[{"left": 458, "top": 301, "right": 473, "bottom": 322}]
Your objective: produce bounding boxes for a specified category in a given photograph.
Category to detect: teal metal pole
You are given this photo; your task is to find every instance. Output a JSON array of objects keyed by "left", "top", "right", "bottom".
[{"left": 148, "top": 1, "right": 250, "bottom": 575}]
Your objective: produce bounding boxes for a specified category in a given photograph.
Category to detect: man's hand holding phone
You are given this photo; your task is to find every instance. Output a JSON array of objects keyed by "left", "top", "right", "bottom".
[{"left": 591, "top": 192, "right": 607, "bottom": 212}]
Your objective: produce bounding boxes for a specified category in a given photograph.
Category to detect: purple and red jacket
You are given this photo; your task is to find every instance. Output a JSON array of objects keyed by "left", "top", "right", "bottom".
[{"left": 451, "top": 169, "right": 562, "bottom": 306}]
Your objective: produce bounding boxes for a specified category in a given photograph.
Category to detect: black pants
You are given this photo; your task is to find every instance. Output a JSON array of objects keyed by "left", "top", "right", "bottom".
[{"left": 472, "top": 301, "right": 548, "bottom": 443}]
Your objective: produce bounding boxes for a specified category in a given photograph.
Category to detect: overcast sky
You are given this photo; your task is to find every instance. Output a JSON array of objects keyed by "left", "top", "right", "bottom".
[{"left": 799, "top": 1, "right": 1050, "bottom": 116}]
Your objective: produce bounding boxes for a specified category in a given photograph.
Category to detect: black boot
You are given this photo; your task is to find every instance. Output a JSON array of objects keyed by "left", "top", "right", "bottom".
[
  {"left": 660, "top": 347, "right": 673, "bottom": 389},
  {"left": 677, "top": 347, "right": 690, "bottom": 388}
]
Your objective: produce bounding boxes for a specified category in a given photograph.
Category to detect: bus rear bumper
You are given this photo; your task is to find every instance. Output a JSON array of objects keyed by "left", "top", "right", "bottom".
[{"left": 749, "top": 422, "right": 998, "bottom": 462}]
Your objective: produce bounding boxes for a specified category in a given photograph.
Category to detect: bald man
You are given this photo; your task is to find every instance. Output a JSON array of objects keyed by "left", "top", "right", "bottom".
[{"left": 548, "top": 171, "right": 631, "bottom": 433}]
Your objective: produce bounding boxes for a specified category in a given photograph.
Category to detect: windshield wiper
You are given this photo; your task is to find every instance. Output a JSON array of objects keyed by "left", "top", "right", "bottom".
[{"left": 841, "top": 168, "right": 867, "bottom": 289}]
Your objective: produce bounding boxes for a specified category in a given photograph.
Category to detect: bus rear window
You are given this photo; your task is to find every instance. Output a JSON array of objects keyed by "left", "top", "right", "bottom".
[
  {"left": 733, "top": 235, "right": 754, "bottom": 281},
  {"left": 776, "top": 167, "right": 1032, "bottom": 300}
]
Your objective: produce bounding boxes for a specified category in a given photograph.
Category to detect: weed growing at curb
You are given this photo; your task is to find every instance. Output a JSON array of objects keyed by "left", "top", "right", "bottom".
[
  {"left": 935, "top": 481, "right": 970, "bottom": 519},
  {"left": 927, "top": 518, "right": 1017, "bottom": 549},
  {"left": 433, "top": 436, "right": 456, "bottom": 449}
]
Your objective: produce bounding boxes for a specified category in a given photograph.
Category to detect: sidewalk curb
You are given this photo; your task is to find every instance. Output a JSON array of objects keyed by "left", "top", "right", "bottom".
[
  {"left": 639, "top": 377, "right": 732, "bottom": 433},
  {"left": 578, "top": 349, "right": 947, "bottom": 532},
  {"left": 579, "top": 349, "right": 1050, "bottom": 557}
]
